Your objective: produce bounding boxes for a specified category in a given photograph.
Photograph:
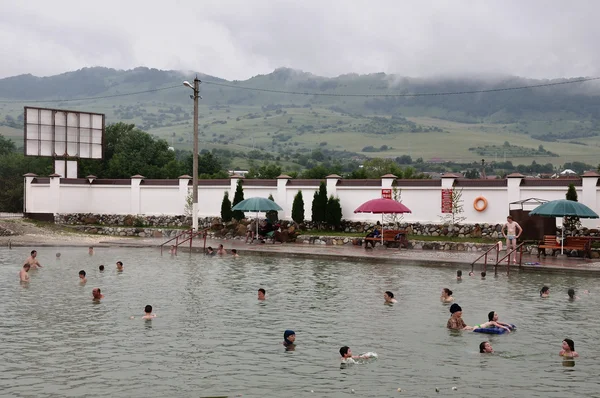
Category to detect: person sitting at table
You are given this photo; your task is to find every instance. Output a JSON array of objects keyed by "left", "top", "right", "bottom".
[{"left": 258, "top": 219, "right": 274, "bottom": 242}]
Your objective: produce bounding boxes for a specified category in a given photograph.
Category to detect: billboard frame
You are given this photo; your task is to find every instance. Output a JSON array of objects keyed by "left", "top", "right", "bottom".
[{"left": 23, "top": 106, "right": 106, "bottom": 160}]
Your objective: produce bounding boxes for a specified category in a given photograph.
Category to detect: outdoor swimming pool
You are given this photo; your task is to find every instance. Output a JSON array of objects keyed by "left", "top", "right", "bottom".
[{"left": 1, "top": 246, "right": 599, "bottom": 397}]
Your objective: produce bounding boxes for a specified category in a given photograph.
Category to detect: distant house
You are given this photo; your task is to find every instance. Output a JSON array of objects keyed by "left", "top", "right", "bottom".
[{"left": 228, "top": 170, "right": 249, "bottom": 177}]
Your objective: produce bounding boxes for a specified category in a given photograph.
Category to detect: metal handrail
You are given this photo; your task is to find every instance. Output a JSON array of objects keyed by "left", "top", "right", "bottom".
[
  {"left": 160, "top": 228, "right": 209, "bottom": 255},
  {"left": 471, "top": 242, "right": 501, "bottom": 273},
  {"left": 495, "top": 242, "right": 525, "bottom": 275}
]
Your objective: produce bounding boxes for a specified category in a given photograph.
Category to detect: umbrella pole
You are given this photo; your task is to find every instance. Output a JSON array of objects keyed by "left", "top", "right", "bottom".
[
  {"left": 381, "top": 214, "right": 384, "bottom": 244},
  {"left": 256, "top": 212, "right": 259, "bottom": 241},
  {"left": 561, "top": 221, "right": 564, "bottom": 255}
]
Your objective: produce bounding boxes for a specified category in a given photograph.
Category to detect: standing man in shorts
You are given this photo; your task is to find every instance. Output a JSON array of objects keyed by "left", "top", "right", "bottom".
[{"left": 502, "top": 216, "right": 522, "bottom": 264}]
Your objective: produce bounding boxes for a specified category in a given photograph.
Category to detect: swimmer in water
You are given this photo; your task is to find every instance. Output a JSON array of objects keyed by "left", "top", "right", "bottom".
[
  {"left": 56, "top": 253, "right": 61, "bottom": 258},
  {"left": 206, "top": 247, "right": 215, "bottom": 256},
  {"left": 456, "top": 270, "right": 462, "bottom": 280},
  {"left": 169, "top": 245, "right": 176, "bottom": 255},
  {"left": 231, "top": 249, "right": 239, "bottom": 257},
  {"left": 469, "top": 271, "right": 474, "bottom": 277},
  {"left": 283, "top": 330, "right": 296, "bottom": 351},
  {"left": 559, "top": 339, "right": 579, "bottom": 358},
  {"left": 217, "top": 244, "right": 226, "bottom": 255},
  {"left": 473, "top": 311, "right": 512, "bottom": 333},
  {"left": 479, "top": 341, "right": 494, "bottom": 353},
  {"left": 99, "top": 265, "right": 105, "bottom": 271},
  {"left": 440, "top": 288, "right": 454, "bottom": 303},
  {"left": 339, "top": 346, "right": 368, "bottom": 366},
  {"left": 88, "top": 246, "right": 94, "bottom": 255},
  {"left": 20, "top": 264, "right": 31, "bottom": 282},
  {"left": 79, "top": 270, "right": 87, "bottom": 284},
  {"left": 116, "top": 261, "right": 123, "bottom": 272},
  {"left": 142, "top": 305, "right": 157, "bottom": 320},
  {"left": 384, "top": 291, "right": 397, "bottom": 304},
  {"left": 568, "top": 289, "right": 579, "bottom": 300},
  {"left": 540, "top": 286, "right": 550, "bottom": 298},
  {"left": 258, "top": 288, "right": 266, "bottom": 300},
  {"left": 447, "top": 304, "right": 474, "bottom": 331},
  {"left": 92, "top": 287, "right": 104, "bottom": 301},
  {"left": 24, "top": 250, "right": 42, "bottom": 269},
  {"left": 481, "top": 271, "right": 486, "bottom": 279}
]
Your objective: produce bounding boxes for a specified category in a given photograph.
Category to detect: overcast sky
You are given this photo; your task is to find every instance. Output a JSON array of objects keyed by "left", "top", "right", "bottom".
[{"left": 1, "top": 0, "right": 599, "bottom": 80}]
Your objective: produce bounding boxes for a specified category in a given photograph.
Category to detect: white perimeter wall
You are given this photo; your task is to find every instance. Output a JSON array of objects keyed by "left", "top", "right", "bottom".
[{"left": 24, "top": 175, "right": 600, "bottom": 228}]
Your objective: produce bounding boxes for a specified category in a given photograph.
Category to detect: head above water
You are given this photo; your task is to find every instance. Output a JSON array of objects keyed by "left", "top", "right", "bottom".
[
  {"left": 450, "top": 303, "right": 462, "bottom": 314},
  {"left": 540, "top": 286, "right": 550, "bottom": 296},
  {"left": 92, "top": 287, "right": 102, "bottom": 299},
  {"left": 481, "top": 271, "right": 486, "bottom": 278},
  {"left": 384, "top": 291, "right": 394, "bottom": 299},
  {"left": 283, "top": 330, "right": 296, "bottom": 345},
  {"left": 457, "top": 270, "right": 462, "bottom": 277},
  {"left": 99, "top": 265, "right": 105, "bottom": 271},
  {"left": 568, "top": 288, "right": 575, "bottom": 298},
  {"left": 442, "top": 288, "right": 453, "bottom": 296},
  {"left": 488, "top": 311, "right": 497, "bottom": 322},
  {"left": 23, "top": 264, "right": 30, "bottom": 270},
  {"left": 145, "top": 305, "right": 152, "bottom": 314},
  {"left": 231, "top": 249, "right": 237, "bottom": 254},
  {"left": 479, "top": 341, "right": 493, "bottom": 353},
  {"left": 79, "top": 270, "right": 86, "bottom": 277},
  {"left": 258, "top": 288, "right": 266, "bottom": 299},
  {"left": 31, "top": 250, "right": 37, "bottom": 257},
  {"left": 339, "top": 346, "right": 351, "bottom": 357},
  {"left": 563, "top": 338, "right": 575, "bottom": 351}
]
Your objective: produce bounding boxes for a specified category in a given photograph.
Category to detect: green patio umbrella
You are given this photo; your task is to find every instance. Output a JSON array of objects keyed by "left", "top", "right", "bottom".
[
  {"left": 232, "top": 197, "right": 283, "bottom": 239},
  {"left": 529, "top": 199, "right": 599, "bottom": 254}
]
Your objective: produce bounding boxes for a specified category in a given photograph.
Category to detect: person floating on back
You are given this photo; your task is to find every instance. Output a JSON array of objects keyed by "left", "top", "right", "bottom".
[
  {"left": 24, "top": 250, "right": 42, "bottom": 269},
  {"left": 479, "top": 341, "right": 494, "bottom": 353},
  {"left": 540, "top": 286, "right": 550, "bottom": 298},
  {"left": 283, "top": 330, "right": 296, "bottom": 351},
  {"left": 384, "top": 291, "right": 397, "bottom": 304},
  {"left": 20, "top": 264, "right": 30, "bottom": 282},
  {"left": 92, "top": 288, "right": 104, "bottom": 301},
  {"left": 116, "top": 261, "right": 123, "bottom": 272},
  {"left": 559, "top": 339, "right": 579, "bottom": 358},
  {"left": 79, "top": 270, "right": 87, "bottom": 284},
  {"left": 258, "top": 288, "right": 266, "bottom": 300}
]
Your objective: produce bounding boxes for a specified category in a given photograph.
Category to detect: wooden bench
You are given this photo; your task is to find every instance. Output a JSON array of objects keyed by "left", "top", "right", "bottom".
[
  {"left": 538, "top": 235, "right": 591, "bottom": 258},
  {"left": 364, "top": 229, "right": 408, "bottom": 248}
]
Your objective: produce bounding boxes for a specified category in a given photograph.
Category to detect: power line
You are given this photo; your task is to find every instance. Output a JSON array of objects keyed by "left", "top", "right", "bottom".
[
  {"left": 0, "top": 76, "right": 598, "bottom": 104},
  {"left": 0, "top": 84, "right": 181, "bottom": 104},
  {"left": 202, "top": 76, "right": 600, "bottom": 97}
]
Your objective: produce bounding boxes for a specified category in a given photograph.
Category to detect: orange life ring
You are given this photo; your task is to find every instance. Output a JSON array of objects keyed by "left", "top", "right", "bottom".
[{"left": 473, "top": 196, "right": 488, "bottom": 212}]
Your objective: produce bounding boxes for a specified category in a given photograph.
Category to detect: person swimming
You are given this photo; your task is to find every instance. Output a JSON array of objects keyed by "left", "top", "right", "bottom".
[
  {"left": 116, "top": 261, "right": 124, "bottom": 272},
  {"left": 472, "top": 311, "right": 512, "bottom": 332},
  {"left": 283, "top": 330, "right": 296, "bottom": 351},
  {"left": 20, "top": 264, "right": 30, "bottom": 282},
  {"left": 456, "top": 270, "right": 462, "bottom": 280},
  {"left": 481, "top": 271, "right": 486, "bottom": 279},
  {"left": 99, "top": 265, "right": 105, "bottom": 271},
  {"left": 92, "top": 287, "right": 104, "bottom": 301},
  {"left": 568, "top": 288, "right": 579, "bottom": 300},
  {"left": 559, "top": 338, "right": 579, "bottom": 358},
  {"left": 384, "top": 291, "right": 397, "bottom": 304},
  {"left": 142, "top": 305, "right": 157, "bottom": 320},
  {"left": 79, "top": 270, "right": 87, "bottom": 284},
  {"left": 540, "top": 286, "right": 550, "bottom": 298},
  {"left": 479, "top": 341, "right": 494, "bottom": 353},
  {"left": 447, "top": 303, "right": 474, "bottom": 331},
  {"left": 440, "top": 288, "right": 454, "bottom": 303},
  {"left": 258, "top": 288, "right": 266, "bottom": 300}
]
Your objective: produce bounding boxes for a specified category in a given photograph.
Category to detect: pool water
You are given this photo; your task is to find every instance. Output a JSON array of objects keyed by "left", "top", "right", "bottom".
[{"left": 1, "top": 247, "right": 600, "bottom": 397}]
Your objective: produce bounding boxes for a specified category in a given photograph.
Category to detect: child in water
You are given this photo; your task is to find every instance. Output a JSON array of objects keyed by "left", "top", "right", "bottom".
[
  {"left": 559, "top": 339, "right": 579, "bottom": 358},
  {"left": 384, "top": 291, "right": 397, "bottom": 304},
  {"left": 339, "top": 346, "right": 370, "bottom": 367},
  {"left": 479, "top": 341, "right": 494, "bottom": 353},
  {"left": 540, "top": 286, "right": 550, "bottom": 298}
]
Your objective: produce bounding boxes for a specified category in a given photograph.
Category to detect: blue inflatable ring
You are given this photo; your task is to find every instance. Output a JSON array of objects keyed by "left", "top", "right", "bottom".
[{"left": 473, "top": 324, "right": 516, "bottom": 334}]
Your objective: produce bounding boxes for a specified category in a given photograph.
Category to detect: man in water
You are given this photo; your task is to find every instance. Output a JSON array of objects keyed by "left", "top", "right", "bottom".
[
  {"left": 231, "top": 249, "right": 239, "bottom": 257},
  {"left": 24, "top": 250, "right": 42, "bottom": 268},
  {"left": 79, "top": 270, "right": 87, "bottom": 284},
  {"left": 479, "top": 341, "right": 494, "bottom": 353},
  {"left": 258, "top": 288, "right": 266, "bottom": 300},
  {"left": 116, "top": 261, "right": 123, "bottom": 271},
  {"left": 283, "top": 330, "right": 296, "bottom": 351},
  {"left": 88, "top": 247, "right": 94, "bottom": 255},
  {"left": 502, "top": 215, "right": 523, "bottom": 264},
  {"left": 20, "top": 264, "right": 31, "bottom": 282},
  {"left": 142, "top": 305, "right": 157, "bottom": 320},
  {"left": 99, "top": 265, "right": 105, "bottom": 272},
  {"left": 92, "top": 288, "right": 104, "bottom": 301},
  {"left": 456, "top": 270, "right": 462, "bottom": 281},
  {"left": 217, "top": 244, "right": 226, "bottom": 255}
]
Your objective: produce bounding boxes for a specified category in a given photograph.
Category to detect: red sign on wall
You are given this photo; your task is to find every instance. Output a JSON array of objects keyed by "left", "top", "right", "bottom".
[
  {"left": 441, "top": 189, "right": 453, "bottom": 213},
  {"left": 381, "top": 189, "right": 392, "bottom": 199}
]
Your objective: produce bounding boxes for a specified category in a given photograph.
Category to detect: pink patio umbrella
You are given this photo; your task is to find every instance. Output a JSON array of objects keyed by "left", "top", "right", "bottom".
[{"left": 354, "top": 198, "right": 412, "bottom": 244}]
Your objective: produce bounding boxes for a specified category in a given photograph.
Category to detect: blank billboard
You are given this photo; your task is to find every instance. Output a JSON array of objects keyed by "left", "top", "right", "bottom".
[{"left": 24, "top": 107, "right": 104, "bottom": 159}]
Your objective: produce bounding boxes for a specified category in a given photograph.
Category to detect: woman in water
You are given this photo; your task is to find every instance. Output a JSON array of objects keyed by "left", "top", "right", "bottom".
[
  {"left": 473, "top": 311, "right": 513, "bottom": 332},
  {"left": 479, "top": 341, "right": 493, "bottom": 353},
  {"left": 559, "top": 338, "right": 579, "bottom": 358},
  {"left": 440, "top": 288, "right": 454, "bottom": 303},
  {"left": 384, "top": 291, "right": 397, "bottom": 304},
  {"left": 540, "top": 286, "right": 550, "bottom": 298},
  {"left": 283, "top": 330, "right": 296, "bottom": 351},
  {"left": 568, "top": 289, "right": 579, "bottom": 300}
]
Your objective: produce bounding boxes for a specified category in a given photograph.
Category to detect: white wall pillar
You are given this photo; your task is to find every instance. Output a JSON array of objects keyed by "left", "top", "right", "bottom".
[
  {"left": 23, "top": 173, "right": 38, "bottom": 213},
  {"left": 381, "top": 174, "right": 397, "bottom": 190},
  {"left": 506, "top": 172, "right": 524, "bottom": 205},
  {"left": 440, "top": 173, "right": 458, "bottom": 189},
  {"left": 276, "top": 174, "right": 291, "bottom": 219},
  {"left": 581, "top": 171, "right": 600, "bottom": 228},
  {"left": 326, "top": 174, "right": 341, "bottom": 198},
  {"left": 178, "top": 175, "right": 192, "bottom": 215},
  {"left": 131, "top": 175, "right": 144, "bottom": 215},
  {"left": 48, "top": 173, "right": 61, "bottom": 214}
]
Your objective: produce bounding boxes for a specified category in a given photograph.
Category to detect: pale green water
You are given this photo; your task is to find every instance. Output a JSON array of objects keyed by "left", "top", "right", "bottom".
[{"left": 1, "top": 247, "right": 600, "bottom": 397}]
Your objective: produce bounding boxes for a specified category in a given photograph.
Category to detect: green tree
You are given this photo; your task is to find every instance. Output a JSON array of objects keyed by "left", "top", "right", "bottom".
[
  {"left": 247, "top": 162, "right": 282, "bottom": 179},
  {"left": 266, "top": 193, "right": 279, "bottom": 223},
  {"left": 311, "top": 181, "right": 327, "bottom": 226},
  {"left": 231, "top": 179, "right": 245, "bottom": 221},
  {"left": 0, "top": 135, "right": 16, "bottom": 156},
  {"left": 564, "top": 183, "right": 581, "bottom": 232},
  {"left": 326, "top": 195, "right": 343, "bottom": 229},
  {"left": 291, "top": 190, "right": 305, "bottom": 224},
  {"left": 221, "top": 191, "right": 232, "bottom": 222}
]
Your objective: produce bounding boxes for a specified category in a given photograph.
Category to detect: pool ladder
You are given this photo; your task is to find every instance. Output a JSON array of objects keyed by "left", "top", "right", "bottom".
[
  {"left": 160, "top": 227, "right": 209, "bottom": 255},
  {"left": 471, "top": 242, "right": 524, "bottom": 275}
]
